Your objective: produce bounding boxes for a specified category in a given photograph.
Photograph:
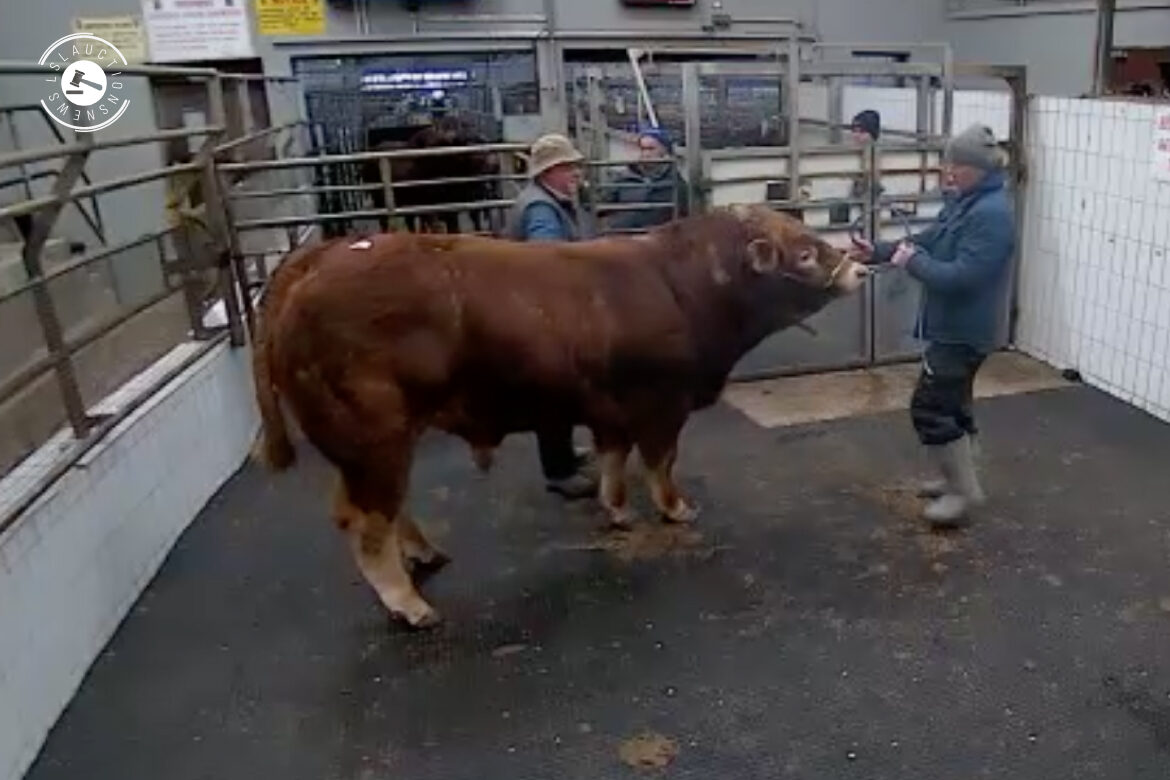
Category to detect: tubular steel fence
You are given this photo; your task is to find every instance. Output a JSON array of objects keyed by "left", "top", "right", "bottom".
[{"left": 0, "top": 61, "right": 303, "bottom": 532}]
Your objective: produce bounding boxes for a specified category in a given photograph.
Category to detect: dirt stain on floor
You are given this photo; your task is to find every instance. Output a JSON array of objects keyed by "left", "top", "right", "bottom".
[
  {"left": 561, "top": 523, "right": 714, "bottom": 564},
  {"left": 863, "top": 484, "right": 923, "bottom": 523},
  {"left": 618, "top": 732, "right": 679, "bottom": 770}
]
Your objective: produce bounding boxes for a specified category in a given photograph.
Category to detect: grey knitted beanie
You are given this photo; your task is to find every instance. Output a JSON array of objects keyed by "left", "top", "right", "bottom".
[{"left": 944, "top": 124, "right": 1002, "bottom": 171}]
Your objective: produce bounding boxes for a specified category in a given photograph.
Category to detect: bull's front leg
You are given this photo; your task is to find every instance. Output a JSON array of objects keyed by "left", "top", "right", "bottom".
[
  {"left": 598, "top": 445, "right": 636, "bottom": 529},
  {"left": 638, "top": 429, "right": 699, "bottom": 524}
]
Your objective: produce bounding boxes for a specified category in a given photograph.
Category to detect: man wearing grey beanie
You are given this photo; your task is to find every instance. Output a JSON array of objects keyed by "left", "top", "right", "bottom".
[{"left": 850, "top": 123, "right": 1014, "bottom": 528}]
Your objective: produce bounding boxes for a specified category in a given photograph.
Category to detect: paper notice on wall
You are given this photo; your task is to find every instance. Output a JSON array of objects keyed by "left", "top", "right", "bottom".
[
  {"left": 72, "top": 16, "right": 148, "bottom": 63},
  {"left": 1154, "top": 109, "right": 1170, "bottom": 182},
  {"left": 255, "top": 0, "right": 326, "bottom": 36},
  {"left": 141, "top": 0, "right": 254, "bottom": 62}
]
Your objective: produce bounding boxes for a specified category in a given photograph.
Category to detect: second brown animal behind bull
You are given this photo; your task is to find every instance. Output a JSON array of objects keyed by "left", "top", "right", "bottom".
[{"left": 252, "top": 205, "right": 869, "bottom": 628}]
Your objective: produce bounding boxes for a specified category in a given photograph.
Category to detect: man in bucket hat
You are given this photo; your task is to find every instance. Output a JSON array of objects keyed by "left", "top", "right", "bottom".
[
  {"left": 503, "top": 133, "right": 598, "bottom": 499},
  {"left": 850, "top": 124, "right": 1015, "bottom": 528},
  {"left": 506, "top": 133, "right": 589, "bottom": 242}
]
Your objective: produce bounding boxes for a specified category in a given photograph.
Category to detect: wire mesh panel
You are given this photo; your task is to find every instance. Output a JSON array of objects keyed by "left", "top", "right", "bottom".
[
  {"left": 695, "top": 73, "right": 789, "bottom": 149},
  {"left": 294, "top": 52, "right": 537, "bottom": 236},
  {"left": 566, "top": 61, "right": 788, "bottom": 149}
]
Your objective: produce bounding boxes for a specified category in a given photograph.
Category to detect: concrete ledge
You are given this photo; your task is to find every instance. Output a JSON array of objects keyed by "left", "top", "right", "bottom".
[{"left": 0, "top": 340, "right": 259, "bottom": 780}]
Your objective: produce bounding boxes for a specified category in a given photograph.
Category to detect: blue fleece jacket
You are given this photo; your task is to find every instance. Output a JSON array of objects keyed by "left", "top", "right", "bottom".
[
  {"left": 521, "top": 202, "right": 573, "bottom": 240},
  {"left": 875, "top": 170, "right": 1015, "bottom": 351}
]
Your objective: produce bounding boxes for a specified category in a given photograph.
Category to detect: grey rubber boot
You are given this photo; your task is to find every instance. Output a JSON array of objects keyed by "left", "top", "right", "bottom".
[
  {"left": 546, "top": 472, "right": 598, "bottom": 500},
  {"left": 918, "top": 434, "right": 979, "bottom": 498},
  {"left": 922, "top": 436, "right": 984, "bottom": 527}
]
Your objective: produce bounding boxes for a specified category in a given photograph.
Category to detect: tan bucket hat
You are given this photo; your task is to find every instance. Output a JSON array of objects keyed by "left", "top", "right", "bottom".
[{"left": 528, "top": 133, "right": 585, "bottom": 177}]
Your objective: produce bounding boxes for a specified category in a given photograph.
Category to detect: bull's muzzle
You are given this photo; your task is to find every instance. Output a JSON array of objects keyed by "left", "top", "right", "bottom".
[{"left": 833, "top": 259, "right": 870, "bottom": 294}]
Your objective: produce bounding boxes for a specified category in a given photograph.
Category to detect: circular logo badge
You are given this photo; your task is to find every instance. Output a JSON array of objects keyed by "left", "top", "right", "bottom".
[{"left": 38, "top": 33, "right": 131, "bottom": 132}]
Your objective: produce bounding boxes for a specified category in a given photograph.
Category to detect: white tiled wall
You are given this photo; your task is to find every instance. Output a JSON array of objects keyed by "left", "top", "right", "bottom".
[
  {"left": 0, "top": 341, "right": 259, "bottom": 780},
  {"left": 1017, "top": 98, "right": 1170, "bottom": 421}
]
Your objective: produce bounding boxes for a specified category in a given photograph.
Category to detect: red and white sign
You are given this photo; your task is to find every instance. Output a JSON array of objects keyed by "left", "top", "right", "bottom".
[
  {"left": 142, "top": 0, "right": 254, "bottom": 62},
  {"left": 1154, "top": 109, "right": 1170, "bottom": 182}
]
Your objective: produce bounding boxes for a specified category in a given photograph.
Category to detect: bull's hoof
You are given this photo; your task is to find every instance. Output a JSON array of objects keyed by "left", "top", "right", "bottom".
[
  {"left": 606, "top": 506, "right": 638, "bottom": 530},
  {"left": 410, "top": 550, "right": 452, "bottom": 586},
  {"left": 389, "top": 604, "right": 442, "bottom": 632},
  {"left": 662, "top": 500, "right": 700, "bottom": 524}
]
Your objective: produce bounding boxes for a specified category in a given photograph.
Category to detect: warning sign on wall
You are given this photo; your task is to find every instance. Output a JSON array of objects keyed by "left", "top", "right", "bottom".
[
  {"left": 255, "top": 0, "right": 326, "bottom": 36},
  {"left": 141, "top": 0, "right": 254, "bottom": 62},
  {"left": 1154, "top": 109, "right": 1170, "bottom": 182},
  {"left": 72, "top": 15, "right": 147, "bottom": 63}
]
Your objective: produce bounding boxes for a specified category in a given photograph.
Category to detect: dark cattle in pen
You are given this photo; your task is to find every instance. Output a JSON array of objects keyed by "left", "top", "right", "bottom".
[{"left": 362, "top": 118, "right": 500, "bottom": 235}]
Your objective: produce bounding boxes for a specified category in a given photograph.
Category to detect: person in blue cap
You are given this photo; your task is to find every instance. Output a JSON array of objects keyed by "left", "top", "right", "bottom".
[
  {"left": 849, "top": 109, "right": 884, "bottom": 203},
  {"left": 599, "top": 126, "right": 689, "bottom": 232},
  {"left": 850, "top": 109, "right": 881, "bottom": 145}
]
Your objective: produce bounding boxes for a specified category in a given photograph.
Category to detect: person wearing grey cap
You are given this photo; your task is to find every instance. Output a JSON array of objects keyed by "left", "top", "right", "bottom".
[
  {"left": 850, "top": 124, "right": 1014, "bottom": 528},
  {"left": 503, "top": 133, "right": 598, "bottom": 500}
]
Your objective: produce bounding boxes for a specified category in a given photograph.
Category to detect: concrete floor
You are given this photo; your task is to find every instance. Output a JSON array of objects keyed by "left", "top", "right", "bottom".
[
  {"left": 24, "top": 378, "right": 1170, "bottom": 780},
  {"left": 725, "top": 351, "right": 1069, "bottom": 429}
]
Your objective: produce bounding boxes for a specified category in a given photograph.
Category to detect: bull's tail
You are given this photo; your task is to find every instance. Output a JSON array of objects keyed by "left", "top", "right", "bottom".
[
  {"left": 250, "top": 238, "right": 338, "bottom": 471},
  {"left": 251, "top": 310, "right": 295, "bottom": 471}
]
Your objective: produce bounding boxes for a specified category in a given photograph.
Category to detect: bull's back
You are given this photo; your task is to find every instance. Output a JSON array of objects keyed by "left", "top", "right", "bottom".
[{"left": 269, "top": 232, "right": 696, "bottom": 440}]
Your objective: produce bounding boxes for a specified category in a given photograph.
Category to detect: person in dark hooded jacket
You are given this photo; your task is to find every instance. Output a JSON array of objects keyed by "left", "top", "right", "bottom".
[
  {"left": 599, "top": 126, "right": 689, "bottom": 231},
  {"left": 849, "top": 109, "right": 884, "bottom": 203}
]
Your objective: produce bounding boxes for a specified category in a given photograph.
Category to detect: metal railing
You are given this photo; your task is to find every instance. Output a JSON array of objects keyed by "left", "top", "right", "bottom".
[
  {"left": 0, "top": 61, "right": 303, "bottom": 532},
  {"left": 1, "top": 104, "right": 106, "bottom": 244},
  {"left": 218, "top": 145, "right": 681, "bottom": 237}
]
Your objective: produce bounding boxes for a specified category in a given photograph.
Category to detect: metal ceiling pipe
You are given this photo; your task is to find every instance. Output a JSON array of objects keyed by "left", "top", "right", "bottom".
[{"left": 1092, "top": 0, "right": 1117, "bottom": 94}]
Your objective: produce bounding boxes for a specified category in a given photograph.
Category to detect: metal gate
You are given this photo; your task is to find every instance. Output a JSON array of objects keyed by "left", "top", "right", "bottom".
[
  {"left": 673, "top": 48, "right": 1026, "bottom": 379},
  {"left": 292, "top": 52, "right": 538, "bottom": 236}
]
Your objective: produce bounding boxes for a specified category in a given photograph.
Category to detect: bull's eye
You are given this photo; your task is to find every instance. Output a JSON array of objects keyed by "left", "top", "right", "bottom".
[{"left": 796, "top": 247, "right": 818, "bottom": 268}]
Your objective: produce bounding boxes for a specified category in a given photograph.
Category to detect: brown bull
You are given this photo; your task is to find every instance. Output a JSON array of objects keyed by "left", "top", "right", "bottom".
[{"left": 252, "top": 205, "right": 868, "bottom": 627}]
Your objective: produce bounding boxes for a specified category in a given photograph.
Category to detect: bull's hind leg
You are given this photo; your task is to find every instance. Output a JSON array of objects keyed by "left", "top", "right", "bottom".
[
  {"left": 637, "top": 425, "right": 699, "bottom": 524},
  {"left": 397, "top": 514, "right": 451, "bottom": 584},
  {"left": 336, "top": 462, "right": 440, "bottom": 629}
]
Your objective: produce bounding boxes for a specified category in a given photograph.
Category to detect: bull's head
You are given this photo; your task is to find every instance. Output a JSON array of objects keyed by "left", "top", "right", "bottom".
[{"left": 731, "top": 204, "right": 868, "bottom": 296}]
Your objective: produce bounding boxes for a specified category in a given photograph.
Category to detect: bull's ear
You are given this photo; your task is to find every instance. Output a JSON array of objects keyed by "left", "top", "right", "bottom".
[{"left": 746, "top": 238, "right": 780, "bottom": 274}]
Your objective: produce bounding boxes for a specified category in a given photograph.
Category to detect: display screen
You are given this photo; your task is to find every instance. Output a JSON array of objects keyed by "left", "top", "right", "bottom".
[{"left": 360, "top": 69, "right": 472, "bottom": 92}]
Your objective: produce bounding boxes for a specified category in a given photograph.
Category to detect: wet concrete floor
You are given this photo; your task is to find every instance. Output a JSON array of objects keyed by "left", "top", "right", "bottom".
[
  {"left": 724, "top": 350, "right": 1068, "bottom": 428},
  {"left": 24, "top": 379, "right": 1170, "bottom": 780}
]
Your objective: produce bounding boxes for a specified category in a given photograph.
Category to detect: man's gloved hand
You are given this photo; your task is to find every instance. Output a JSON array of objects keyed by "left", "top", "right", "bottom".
[
  {"left": 890, "top": 240, "right": 917, "bottom": 267},
  {"left": 847, "top": 237, "right": 876, "bottom": 265}
]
